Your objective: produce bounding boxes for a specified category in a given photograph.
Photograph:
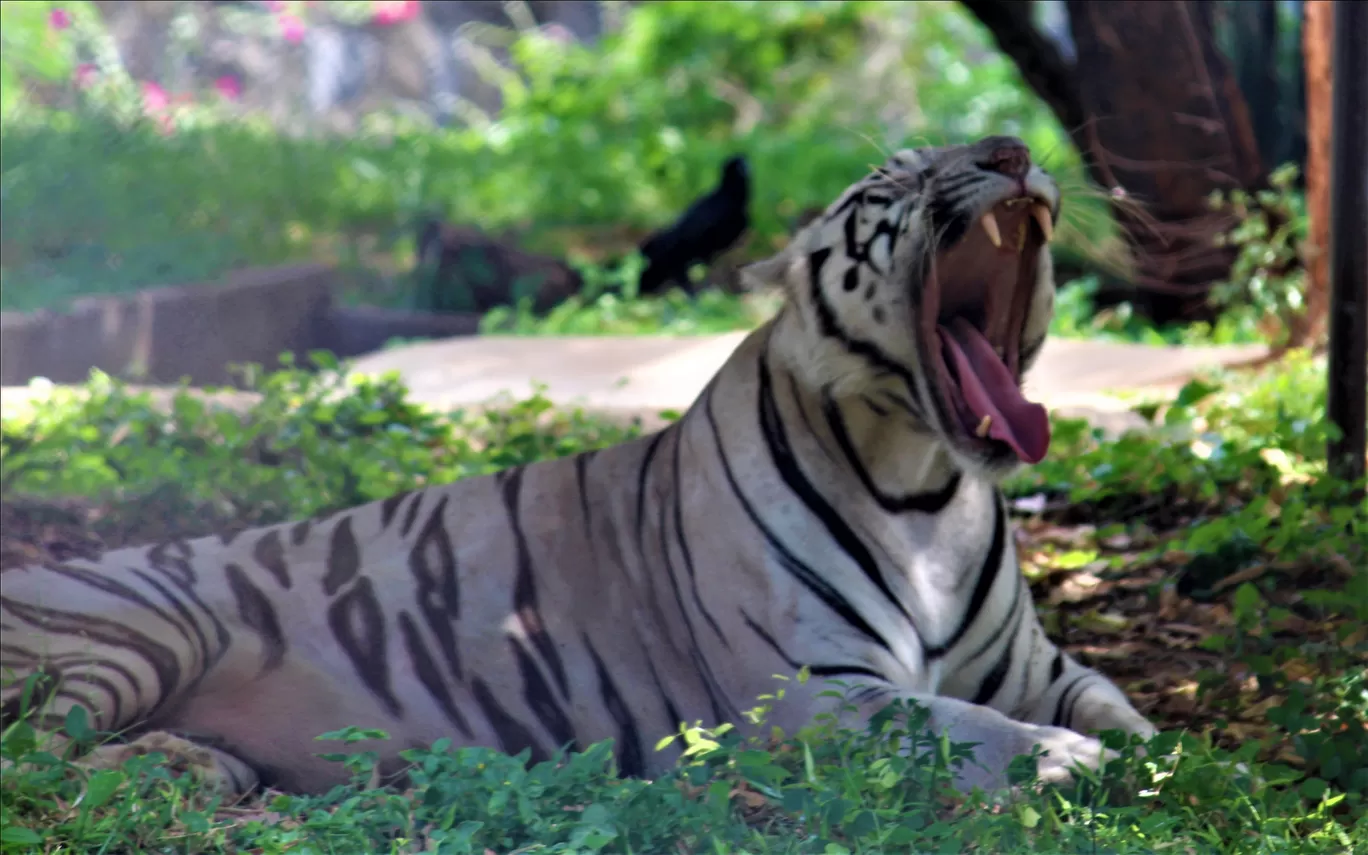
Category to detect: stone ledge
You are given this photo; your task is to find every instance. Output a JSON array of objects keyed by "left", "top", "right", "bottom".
[{"left": 0, "top": 267, "right": 482, "bottom": 388}]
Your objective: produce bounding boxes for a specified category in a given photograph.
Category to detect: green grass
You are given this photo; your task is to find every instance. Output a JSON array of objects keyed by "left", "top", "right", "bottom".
[{"left": 0, "top": 349, "right": 1363, "bottom": 854}]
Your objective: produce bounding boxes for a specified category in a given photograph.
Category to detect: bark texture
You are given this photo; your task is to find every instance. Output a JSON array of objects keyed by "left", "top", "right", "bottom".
[
  {"left": 962, "top": 0, "right": 1269, "bottom": 323},
  {"left": 1300, "top": 0, "right": 1332, "bottom": 350}
]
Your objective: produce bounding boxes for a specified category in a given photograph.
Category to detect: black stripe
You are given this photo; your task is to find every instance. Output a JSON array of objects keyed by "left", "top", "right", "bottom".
[
  {"left": 669, "top": 428, "right": 729, "bottom": 648},
  {"left": 826, "top": 187, "right": 867, "bottom": 219},
  {"left": 380, "top": 491, "right": 412, "bottom": 528},
  {"left": 926, "top": 498, "right": 1007, "bottom": 659},
  {"left": 225, "top": 563, "right": 286, "bottom": 674},
  {"left": 1048, "top": 651, "right": 1065, "bottom": 683},
  {"left": 633, "top": 431, "right": 668, "bottom": 557},
  {"left": 326, "top": 576, "right": 402, "bottom": 719},
  {"left": 471, "top": 676, "right": 546, "bottom": 764},
  {"left": 654, "top": 434, "right": 731, "bottom": 723},
  {"left": 408, "top": 495, "right": 463, "bottom": 682},
  {"left": 758, "top": 356, "right": 921, "bottom": 637},
  {"left": 703, "top": 381, "right": 890, "bottom": 651},
  {"left": 961, "top": 574, "right": 1023, "bottom": 666},
  {"left": 840, "top": 204, "right": 902, "bottom": 278},
  {"left": 501, "top": 467, "right": 570, "bottom": 700},
  {"left": 585, "top": 636, "right": 645, "bottom": 778},
  {"left": 147, "top": 541, "right": 196, "bottom": 586},
  {"left": 321, "top": 517, "right": 360, "bottom": 597},
  {"left": 875, "top": 389, "right": 924, "bottom": 421},
  {"left": 43, "top": 564, "right": 202, "bottom": 667},
  {"left": 289, "top": 520, "right": 311, "bottom": 546},
  {"left": 397, "top": 611, "right": 472, "bottom": 736},
  {"left": 45, "top": 654, "right": 140, "bottom": 725},
  {"left": 646, "top": 654, "right": 685, "bottom": 737},
  {"left": 1, "top": 653, "right": 122, "bottom": 728},
  {"left": 1050, "top": 673, "right": 1091, "bottom": 729},
  {"left": 251, "top": 530, "right": 292, "bottom": 590},
  {"left": 822, "top": 395, "right": 961, "bottom": 513},
  {"left": 807, "top": 247, "right": 925, "bottom": 419},
  {"left": 860, "top": 394, "right": 889, "bottom": 417},
  {"left": 139, "top": 560, "right": 231, "bottom": 668},
  {"left": 788, "top": 375, "right": 841, "bottom": 468},
  {"left": 574, "top": 450, "right": 598, "bottom": 527},
  {"left": 969, "top": 604, "right": 1023, "bottom": 705},
  {"left": 50, "top": 673, "right": 126, "bottom": 728},
  {"left": 511, "top": 639, "right": 576, "bottom": 752},
  {"left": 135, "top": 565, "right": 229, "bottom": 683},
  {"left": 741, "top": 611, "right": 887, "bottom": 682},
  {"left": 0, "top": 598, "right": 182, "bottom": 721},
  {"left": 399, "top": 491, "right": 424, "bottom": 537},
  {"left": 127, "top": 567, "right": 216, "bottom": 676}
]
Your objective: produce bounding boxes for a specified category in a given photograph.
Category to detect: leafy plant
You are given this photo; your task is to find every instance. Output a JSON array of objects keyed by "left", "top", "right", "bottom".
[{"left": 1208, "top": 162, "right": 1311, "bottom": 350}]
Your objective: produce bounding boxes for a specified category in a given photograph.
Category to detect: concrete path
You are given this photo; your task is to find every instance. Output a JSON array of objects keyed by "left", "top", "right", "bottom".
[
  {"left": 1, "top": 334, "right": 1270, "bottom": 436},
  {"left": 345, "top": 334, "right": 1269, "bottom": 433}
]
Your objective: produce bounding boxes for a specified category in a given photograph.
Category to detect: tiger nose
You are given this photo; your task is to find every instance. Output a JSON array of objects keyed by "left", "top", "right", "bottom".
[{"left": 982, "top": 140, "right": 1031, "bottom": 179}]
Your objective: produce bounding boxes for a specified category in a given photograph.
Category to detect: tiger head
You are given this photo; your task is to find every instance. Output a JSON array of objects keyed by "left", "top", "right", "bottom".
[{"left": 747, "top": 135, "right": 1060, "bottom": 479}]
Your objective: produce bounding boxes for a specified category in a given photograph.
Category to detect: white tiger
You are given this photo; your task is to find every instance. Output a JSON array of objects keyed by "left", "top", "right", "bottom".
[{"left": 1, "top": 135, "right": 1157, "bottom": 798}]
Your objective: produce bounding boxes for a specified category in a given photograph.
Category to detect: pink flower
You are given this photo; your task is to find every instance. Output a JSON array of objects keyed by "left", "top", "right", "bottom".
[
  {"left": 73, "top": 63, "right": 98, "bottom": 89},
  {"left": 49, "top": 8, "right": 71, "bottom": 30},
  {"left": 539, "top": 23, "right": 574, "bottom": 44},
  {"left": 372, "top": 0, "right": 419, "bottom": 25},
  {"left": 141, "top": 81, "right": 169, "bottom": 114},
  {"left": 214, "top": 75, "right": 242, "bottom": 101},
  {"left": 278, "top": 12, "right": 306, "bottom": 43}
]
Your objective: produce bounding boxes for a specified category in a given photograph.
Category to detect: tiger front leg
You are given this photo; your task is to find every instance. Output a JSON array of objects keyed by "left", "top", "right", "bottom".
[
  {"left": 796, "top": 686, "right": 1127, "bottom": 797},
  {"left": 880, "top": 693, "right": 1127, "bottom": 794},
  {"left": 1017, "top": 653, "right": 1158, "bottom": 746}
]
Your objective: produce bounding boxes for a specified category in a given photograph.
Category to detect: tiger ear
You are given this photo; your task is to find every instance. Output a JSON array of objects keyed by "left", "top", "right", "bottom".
[
  {"left": 740, "top": 230, "right": 806, "bottom": 294},
  {"left": 739, "top": 254, "right": 787, "bottom": 292}
]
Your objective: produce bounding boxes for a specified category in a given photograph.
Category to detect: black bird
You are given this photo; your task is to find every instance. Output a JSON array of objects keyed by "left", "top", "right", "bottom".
[{"left": 637, "top": 155, "right": 750, "bottom": 296}]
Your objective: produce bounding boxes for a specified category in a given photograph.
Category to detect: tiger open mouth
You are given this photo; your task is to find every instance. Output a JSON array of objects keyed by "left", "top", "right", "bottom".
[{"left": 925, "top": 196, "right": 1054, "bottom": 464}]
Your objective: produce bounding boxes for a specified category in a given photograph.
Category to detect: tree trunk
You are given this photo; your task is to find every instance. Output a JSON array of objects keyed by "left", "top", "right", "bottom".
[
  {"left": 962, "top": 1, "right": 1267, "bottom": 324},
  {"left": 1299, "top": 0, "right": 1333, "bottom": 350},
  {"left": 1227, "top": 0, "right": 1283, "bottom": 168}
]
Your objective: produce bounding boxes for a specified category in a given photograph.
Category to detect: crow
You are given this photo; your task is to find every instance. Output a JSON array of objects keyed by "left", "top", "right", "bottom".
[{"left": 637, "top": 154, "right": 750, "bottom": 296}]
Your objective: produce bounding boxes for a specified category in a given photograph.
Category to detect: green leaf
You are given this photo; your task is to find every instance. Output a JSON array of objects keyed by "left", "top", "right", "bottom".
[
  {"left": 1175, "top": 378, "right": 1223, "bottom": 409},
  {"left": 0, "top": 826, "right": 44, "bottom": 846},
  {"left": 1232, "top": 582, "right": 1262, "bottom": 614},
  {"left": 81, "top": 768, "right": 125, "bottom": 811},
  {"left": 64, "top": 705, "right": 93, "bottom": 742},
  {"left": 1299, "top": 777, "right": 1329, "bottom": 802}
]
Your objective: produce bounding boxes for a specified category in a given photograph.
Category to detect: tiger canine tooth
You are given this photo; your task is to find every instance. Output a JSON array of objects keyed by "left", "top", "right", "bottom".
[
  {"left": 975, "top": 415, "right": 993, "bottom": 437},
  {"left": 1030, "top": 203, "right": 1054, "bottom": 243},
  {"left": 979, "top": 212, "right": 1002, "bottom": 248}
]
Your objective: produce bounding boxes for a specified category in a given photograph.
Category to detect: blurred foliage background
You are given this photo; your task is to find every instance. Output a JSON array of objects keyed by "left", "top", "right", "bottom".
[
  {"left": 0, "top": 3, "right": 1114, "bottom": 308},
  {"left": 0, "top": 0, "right": 1313, "bottom": 347}
]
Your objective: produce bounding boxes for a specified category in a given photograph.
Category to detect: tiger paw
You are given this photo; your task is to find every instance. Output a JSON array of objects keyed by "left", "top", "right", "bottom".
[
  {"left": 80, "top": 731, "right": 260, "bottom": 799},
  {"left": 1029, "top": 726, "right": 1118, "bottom": 787}
]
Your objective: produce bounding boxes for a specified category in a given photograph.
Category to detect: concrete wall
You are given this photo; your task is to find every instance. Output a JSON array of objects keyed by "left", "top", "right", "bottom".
[{"left": 0, "top": 266, "right": 480, "bottom": 388}]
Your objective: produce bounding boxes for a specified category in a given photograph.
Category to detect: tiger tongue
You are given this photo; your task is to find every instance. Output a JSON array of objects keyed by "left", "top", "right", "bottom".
[{"left": 938, "top": 317, "right": 1051, "bottom": 463}]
